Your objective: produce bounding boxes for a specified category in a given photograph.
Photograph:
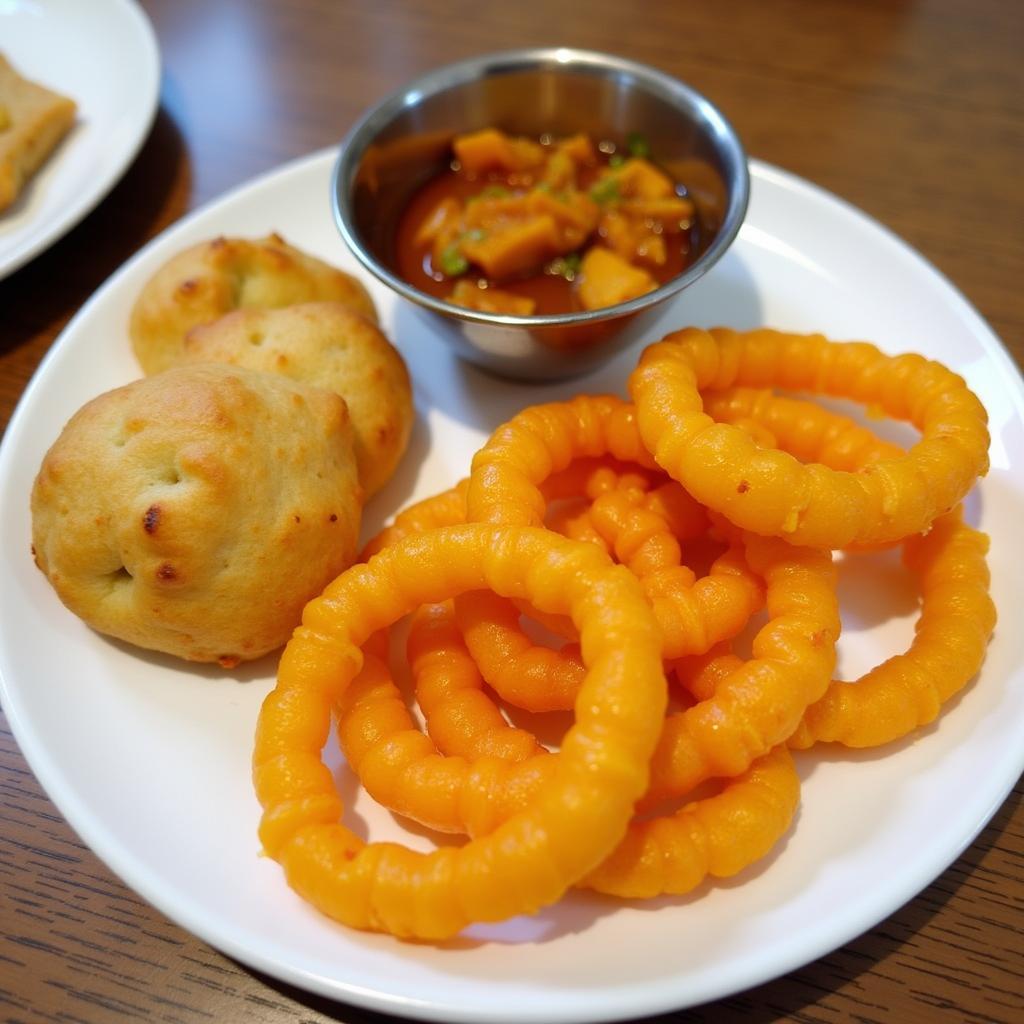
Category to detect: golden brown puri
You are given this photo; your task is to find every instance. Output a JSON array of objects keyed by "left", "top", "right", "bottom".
[
  {"left": 129, "top": 233, "right": 379, "bottom": 375},
  {"left": 0, "top": 53, "right": 77, "bottom": 212},
  {"left": 31, "top": 363, "right": 363, "bottom": 667},
  {"left": 183, "top": 302, "right": 413, "bottom": 496}
]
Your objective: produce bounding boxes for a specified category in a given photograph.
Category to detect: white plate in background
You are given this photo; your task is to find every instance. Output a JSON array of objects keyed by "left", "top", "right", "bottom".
[
  {"left": 0, "top": 0, "right": 160, "bottom": 279},
  {"left": 1, "top": 150, "right": 1022, "bottom": 1023}
]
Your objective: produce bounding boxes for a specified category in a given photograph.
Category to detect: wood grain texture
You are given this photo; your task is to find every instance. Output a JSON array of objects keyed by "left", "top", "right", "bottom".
[{"left": 1, "top": 0, "right": 1022, "bottom": 1021}]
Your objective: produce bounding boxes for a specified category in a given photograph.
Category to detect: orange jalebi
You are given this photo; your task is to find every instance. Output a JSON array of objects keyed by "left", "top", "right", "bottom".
[
  {"left": 581, "top": 745, "right": 800, "bottom": 898},
  {"left": 454, "top": 515, "right": 761, "bottom": 712},
  {"left": 462, "top": 397, "right": 764, "bottom": 691},
  {"left": 688, "top": 387, "right": 996, "bottom": 746},
  {"left": 701, "top": 386, "right": 905, "bottom": 472},
  {"left": 337, "top": 576, "right": 803, "bottom": 898},
  {"left": 336, "top": 640, "right": 555, "bottom": 836},
  {"left": 410, "top": 602, "right": 548, "bottom": 762},
  {"left": 250, "top": 322, "right": 994, "bottom": 940},
  {"left": 644, "top": 530, "right": 838, "bottom": 802},
  {"left": 253, "top": 524, "right": 666, "bottom": 938},
  {"left": 789, "top": 507, "right": 995, "bottom": 747},
  {"left": 337, "top": 527, "right": 834, "bottom": 817},
  {"left": 629, "top": 328, "right": 989, "bottom": 547},
  {"left": 466, "top": 394, "right": 656, "bottom": 527}
]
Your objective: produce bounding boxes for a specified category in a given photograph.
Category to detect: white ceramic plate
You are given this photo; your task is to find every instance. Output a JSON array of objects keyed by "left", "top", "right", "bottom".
[
  {"left": 1, "top": 150, "right": 1022, "bottom": 1024},
  {"left": 0, "top": 0, "right": 160, "bottom": 280}
]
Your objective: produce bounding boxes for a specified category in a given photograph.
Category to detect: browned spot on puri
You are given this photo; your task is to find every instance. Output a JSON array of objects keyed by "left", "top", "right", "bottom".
[
  {"left": 737, "top": 480, "right": 751, "bottom": 494},
  {"left": 156, "top": 563, "right": 177, "bottom": 582},
  {"left": 143, "top": 505, "right": 161, "bottom": 533},
  {"left": 329, "top": 513, "right": 338, "bottom": 522},
  {"left": 177, "top": 278, "right": 199, "bottom": 295},
  {"left": 293, "top": 514, "right": 301, "bottom": 524}
]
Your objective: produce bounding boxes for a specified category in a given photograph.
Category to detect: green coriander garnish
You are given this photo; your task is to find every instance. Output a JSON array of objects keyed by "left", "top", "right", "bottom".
[
  {"left": 589, "top": 176, "right": 621, "bottom": 205},
  {"left": 627, "top": 132, "right": 650, "bottom": 159},
  {"left": 438, "top": 242, "right": 469, "bottom": 277}
]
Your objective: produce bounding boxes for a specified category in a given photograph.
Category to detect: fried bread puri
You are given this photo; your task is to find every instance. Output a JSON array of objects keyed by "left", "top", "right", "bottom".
[
  {"left": 31, "top": 363, "right": 363, "bottom": 667},
  {"left": 0, "top": 53, "right": 77, "bottom": 212},
  {"left": 183, "top": 302, "right": 413, "bottom": 496},
  {"left": 129, "top": 233, "right": 378, "bottom": 374}
]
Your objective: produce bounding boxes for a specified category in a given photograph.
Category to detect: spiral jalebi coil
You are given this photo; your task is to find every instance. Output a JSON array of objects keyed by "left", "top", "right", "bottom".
[{"left": 253, "top": 328, "right": 995, "bottom": 939}]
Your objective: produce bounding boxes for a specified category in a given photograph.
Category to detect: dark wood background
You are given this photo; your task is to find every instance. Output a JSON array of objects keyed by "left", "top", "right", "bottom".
[{"left": 1, "top": 1, "right": 1021, "bottom": 1021}]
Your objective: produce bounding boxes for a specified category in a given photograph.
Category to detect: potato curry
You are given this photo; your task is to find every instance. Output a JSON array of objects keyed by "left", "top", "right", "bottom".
[{"left": 394, "top": 128, "right": 703, "bottom": 317}]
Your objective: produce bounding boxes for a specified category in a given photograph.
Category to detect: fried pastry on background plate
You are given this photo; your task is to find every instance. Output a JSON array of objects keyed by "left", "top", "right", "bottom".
[
  {"left": 183, "top": 302, "right": 413, "bottom": 496},
  {"left": 129, "top": 233, "right": 378, "bottom": 374},
  {"left": 31, "top": 363, "right": 363, "bottom": 667},
  {"left": 0, "top": 53, "right": 77, "bottom": 212}
]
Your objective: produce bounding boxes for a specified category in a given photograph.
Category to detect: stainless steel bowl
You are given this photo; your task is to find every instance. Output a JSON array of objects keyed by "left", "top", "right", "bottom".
[{"left": 332, "top": 48, "right": 749, "bottom": 380}]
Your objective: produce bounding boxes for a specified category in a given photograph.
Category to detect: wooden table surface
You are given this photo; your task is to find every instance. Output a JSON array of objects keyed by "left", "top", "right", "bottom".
[{"left": 2, "top": 1, "right": 1022, "bottom": 1021}]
